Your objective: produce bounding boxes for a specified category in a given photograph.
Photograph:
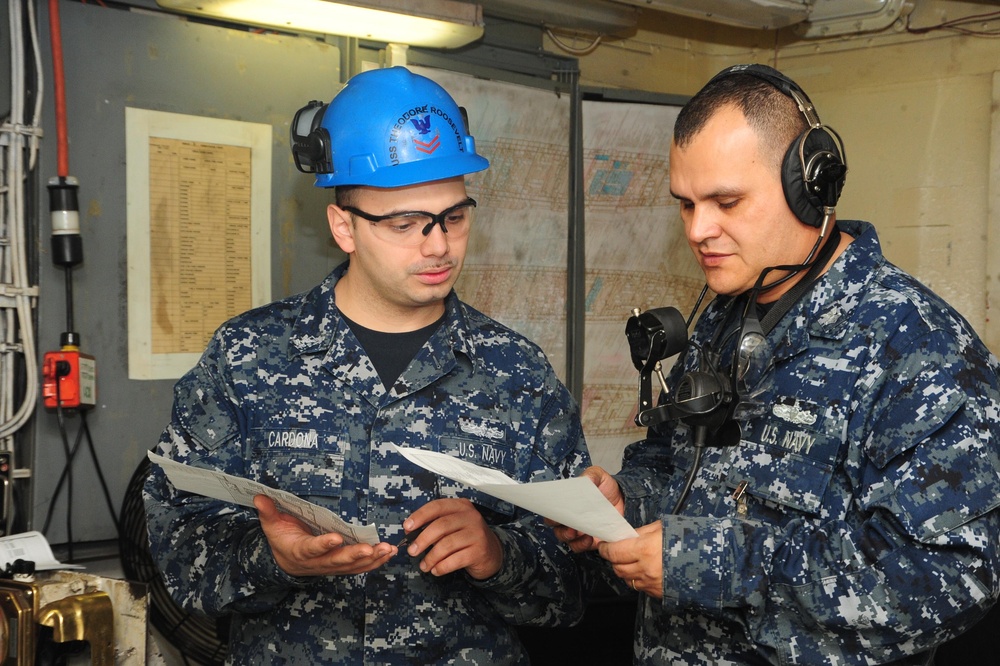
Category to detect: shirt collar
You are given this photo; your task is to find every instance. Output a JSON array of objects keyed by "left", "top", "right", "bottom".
[
  {"left": 289, "top": 261, "right": 477, "bottom": 363},
  {"left": 769, "top": 220, "right": 884, "bottom": 353}
]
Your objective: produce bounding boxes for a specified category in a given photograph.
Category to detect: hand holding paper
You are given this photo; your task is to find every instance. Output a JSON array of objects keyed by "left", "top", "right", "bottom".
[
  {"left": 148, "top": 451, "right": 380, "bottom": 545},
  {"left": 391, "top": 444, "right": 638, "bottom": 543}
]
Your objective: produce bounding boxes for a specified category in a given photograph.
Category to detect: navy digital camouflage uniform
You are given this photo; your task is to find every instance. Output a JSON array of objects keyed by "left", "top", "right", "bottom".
[
  {"left": 615, "top": 220, "right": 1000, "bottom": 665},
  {"left": 143, "top": 262, "right": 590, "bottom": 665}
]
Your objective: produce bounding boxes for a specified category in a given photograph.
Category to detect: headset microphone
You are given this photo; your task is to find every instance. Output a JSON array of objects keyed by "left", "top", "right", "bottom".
[
  {"left": 626, "top": 307, "right": 687, "bottom": 375},
  {"left": 626, "top": 304, "right": 744, "bottom": 448},
  {"left": 627, "top": 266, "right": 785, "bottom": 451},
  {"left": 626, "top": 229, "right": 837, "bottom": 450},
  {"left": 626, "top": 306, "right": 687, "bottom": 424}
]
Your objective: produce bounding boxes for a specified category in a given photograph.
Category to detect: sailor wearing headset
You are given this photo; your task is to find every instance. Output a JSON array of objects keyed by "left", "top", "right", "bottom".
[{"left": 554, "top": 64, "right": 1000, "bottom": 665}]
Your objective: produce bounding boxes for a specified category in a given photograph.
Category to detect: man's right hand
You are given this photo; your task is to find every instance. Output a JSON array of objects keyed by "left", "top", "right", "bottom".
[
  {"left": 548, "top": 466, "right": 625, "bottom": 553},
  {"left": 254, "top": 495, "right": 395, "bottom": 576}
]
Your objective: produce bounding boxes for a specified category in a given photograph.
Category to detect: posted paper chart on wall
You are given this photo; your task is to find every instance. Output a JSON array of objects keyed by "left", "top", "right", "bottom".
[{"left": 125, "top": 108, "right": 272, "bottom": 380}]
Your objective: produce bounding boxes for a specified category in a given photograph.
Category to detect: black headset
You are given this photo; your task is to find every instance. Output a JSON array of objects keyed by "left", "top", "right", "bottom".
[
  {"left": 290, "top": 100, "right": 332, "bottom": 174},
  {"left": 706, "top": 63, "right": 848, "bottom": 228},
  {"left": 627, "top": 65, "right": 848, "bottom": 448}
]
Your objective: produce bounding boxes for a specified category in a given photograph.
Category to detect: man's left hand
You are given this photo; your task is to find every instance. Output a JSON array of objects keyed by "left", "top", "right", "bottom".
[
  {"left": 597, "top": 521, "right": 664, "bottom": 598},
  {"left": 402, "top": 498, "right": 503, "bottom": 580}
]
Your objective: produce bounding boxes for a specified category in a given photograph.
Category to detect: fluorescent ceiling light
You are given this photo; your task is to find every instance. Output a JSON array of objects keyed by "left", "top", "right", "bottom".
[
  {"left": 480, "top": 0, "right": 639, "bottom": 38},
  {"left": 155, "top": 0, "right": 485, "bottom": 48}
]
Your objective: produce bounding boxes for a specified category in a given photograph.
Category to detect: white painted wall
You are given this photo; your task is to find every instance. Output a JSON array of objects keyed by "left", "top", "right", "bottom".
[{"left": 562, "top": 0, "right": 1000, "bottom": 352}]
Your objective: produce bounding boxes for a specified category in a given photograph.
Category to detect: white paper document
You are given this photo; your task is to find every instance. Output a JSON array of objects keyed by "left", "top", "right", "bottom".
[
  {"left": 392, "top": 445, "right": 639, "bottom": 543},
  {"left": 148, "top": 452, "right": 380, "bottom": 545},
  {"left": 0, "top": 531, "right": 82, "bottom": 571}
]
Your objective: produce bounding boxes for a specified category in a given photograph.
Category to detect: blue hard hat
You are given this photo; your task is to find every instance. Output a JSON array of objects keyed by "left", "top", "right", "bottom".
[{"left": 290, "top": 67, "right": 489, "bottom": 188}]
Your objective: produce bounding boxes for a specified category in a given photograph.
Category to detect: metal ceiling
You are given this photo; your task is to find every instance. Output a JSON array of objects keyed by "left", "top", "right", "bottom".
[{"left": 475, "top": 0, "right": 918, "bottom": 38}]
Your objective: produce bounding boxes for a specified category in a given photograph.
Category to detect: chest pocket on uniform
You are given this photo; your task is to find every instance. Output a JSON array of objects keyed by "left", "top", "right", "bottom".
[
  {"left": 724, "top": 436, "right": 837, "bottom": 518},
  {"left": 724, "top": 394, "right": 843, "bottom": 518},
  {"left": 436, "top": 435, "right": 517, "bottom": 519},
  {"left": 248, "top": 428, "right": 347, "bottom": 502}
]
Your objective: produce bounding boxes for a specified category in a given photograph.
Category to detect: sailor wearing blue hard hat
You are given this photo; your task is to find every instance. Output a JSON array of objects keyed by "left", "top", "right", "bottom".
[
  {"left": 291, "top": 66, "right": 490, "bottom": 329},
  {"left": 143, "top": 65, "right": 590, "bottom": 663}
]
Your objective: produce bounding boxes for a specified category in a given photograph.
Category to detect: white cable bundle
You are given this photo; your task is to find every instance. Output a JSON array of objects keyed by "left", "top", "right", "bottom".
[{"left": 0, "top": 0, "right": 42, "bottom": 443}]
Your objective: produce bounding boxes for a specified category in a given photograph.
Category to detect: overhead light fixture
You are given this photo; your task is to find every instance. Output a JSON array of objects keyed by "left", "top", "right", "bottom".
[
  {"left": 480, "top": 0, "right": 639, "bottom": 39},
  {"left": 155, "top": 0, "right": 485, "bottom": 48},
  {"left": 798, "top": 0, "right": 914, "bottom": 38}
]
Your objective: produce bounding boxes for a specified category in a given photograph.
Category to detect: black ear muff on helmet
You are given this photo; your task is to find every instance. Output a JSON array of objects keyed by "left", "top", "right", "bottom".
[
  {"left": 709, "top": 64, "right": 848, "bottom": 228},
  {"left": 290, "top": 100, "right": 332, "bottom": 174}
]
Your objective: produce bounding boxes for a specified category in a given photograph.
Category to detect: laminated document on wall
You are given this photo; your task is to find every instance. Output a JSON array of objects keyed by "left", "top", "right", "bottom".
[{"left": 125, "top": 108, "right": 272, "bottom": 380}]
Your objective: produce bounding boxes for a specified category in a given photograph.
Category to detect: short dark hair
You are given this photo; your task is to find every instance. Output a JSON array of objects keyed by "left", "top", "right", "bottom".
[
  {"left": 674, "top": 73, "right": 806, "bottom": 171},
  {"left": 335, "top": 185, "right": 359, "bottom": 209}
]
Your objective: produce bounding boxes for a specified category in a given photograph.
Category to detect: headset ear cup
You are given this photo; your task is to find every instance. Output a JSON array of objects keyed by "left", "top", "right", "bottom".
[
  {"left": 309, "top": 127, "right": 332, "bottom": 173},
  {"left": 781, "top": 127, "right": 846, "bottom": 227},
  {"left": 291, "top": 101, "right": 332, "bottom": 173}
]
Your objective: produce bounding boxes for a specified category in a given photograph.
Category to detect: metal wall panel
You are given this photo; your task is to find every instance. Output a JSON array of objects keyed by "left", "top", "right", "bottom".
[{"left": 33, "top": 2, "right": 342, "bottom": 544}]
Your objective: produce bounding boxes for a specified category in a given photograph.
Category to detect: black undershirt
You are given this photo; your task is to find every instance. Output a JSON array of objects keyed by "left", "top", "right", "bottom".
[
  {"left": 342, "top": 312, "right": 446, "bottom": 389},
  {"left": 755, "top": 299, "right": 774, "bottom": 319}
]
